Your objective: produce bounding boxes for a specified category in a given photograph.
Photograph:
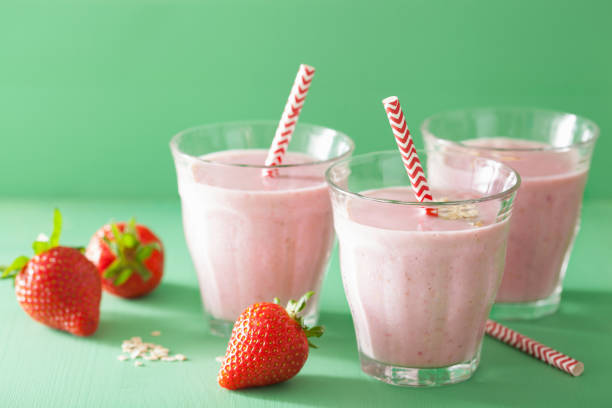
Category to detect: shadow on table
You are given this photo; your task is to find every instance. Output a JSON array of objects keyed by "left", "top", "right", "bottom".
[
  {"left": 90, "top": 309, "right": 225, "bottom": 353},
  {"left": 89, "top": 280, "right": 224, "bottom": 353},
  {"left": 312, "top": 310, "right": 359, "bottom": 363},
  {"left": 492, "top": 289, "right": 612, "bottom": 338},
  {"left": 135, "top": 280, "right": 203, "bottom": 312},
  {"left": 541, "top": 289, "right": 612, "bottom": 333},
  {"left": 239, "top": 374, "right": 388, "bottom": 407}
]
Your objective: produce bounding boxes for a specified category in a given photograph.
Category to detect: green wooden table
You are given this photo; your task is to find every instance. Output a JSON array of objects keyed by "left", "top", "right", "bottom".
[{"left": 1, "top": 198, "right": 610, "bottom": 407}]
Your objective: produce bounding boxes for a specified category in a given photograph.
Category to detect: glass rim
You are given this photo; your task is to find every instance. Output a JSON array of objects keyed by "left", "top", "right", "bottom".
[
  {"left": 169, "top": 120, "right": 355, "bottom": 169},
  {"left": 421, "top": 106, "right": 600, "bottom": 153},
  {"left": 325, "top": 150, "right": 522, "bottom": 207}
]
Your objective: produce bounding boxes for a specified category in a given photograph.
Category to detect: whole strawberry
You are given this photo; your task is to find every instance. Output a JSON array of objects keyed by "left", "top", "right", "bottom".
[
  {"left": 86, "top": 219, "right": 163, "bottom": 298},
  {"left": 218, "top": 292, "right": 323, "bottom": 390},
  {"left": 1, "top": 209, "right": 101, "bottom": 336}
]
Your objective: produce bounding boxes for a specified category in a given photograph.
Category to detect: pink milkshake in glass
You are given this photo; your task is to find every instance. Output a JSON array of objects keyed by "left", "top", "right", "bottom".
[
  {"left": 327, "top": 150, "right": 520, "bottom": 386},
  {"left": 422, "top": 108, "right": 598, "bottom": 319},
  {"left": 171, "top": 121, "right": 354, "bottom": 336}
]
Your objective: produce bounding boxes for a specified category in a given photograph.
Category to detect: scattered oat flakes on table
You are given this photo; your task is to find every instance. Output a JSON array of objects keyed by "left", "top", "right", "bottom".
[{"left": 118, "top": 335, "right": 188, "bottom": 366}]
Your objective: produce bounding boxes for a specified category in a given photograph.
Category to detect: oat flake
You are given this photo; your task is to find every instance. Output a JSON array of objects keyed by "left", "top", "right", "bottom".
[{"left": 118, "top": 334, "right": 187, "bottom": 366}]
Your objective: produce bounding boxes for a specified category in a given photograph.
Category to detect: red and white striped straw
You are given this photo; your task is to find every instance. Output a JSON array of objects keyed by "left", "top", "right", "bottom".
[
  {"left": 382, "top": 96, "right": 436, "bottom": 214},
  {"left": 263, "top": 64, "right": 316, "bottom": 177},
  {"left": 485, "top": 319, "right": 584, "bottom": 377}
]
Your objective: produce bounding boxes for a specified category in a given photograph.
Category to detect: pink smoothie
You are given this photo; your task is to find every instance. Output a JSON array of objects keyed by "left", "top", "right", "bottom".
[
  {"left": 176, "top": 149, "right": 334, "bottom": 322},
  {"left": 335, "top": 187, "right": 510, "bottom": 367},
  {"left": 463, "top": 138, "right": 588, "bottom": 302}
]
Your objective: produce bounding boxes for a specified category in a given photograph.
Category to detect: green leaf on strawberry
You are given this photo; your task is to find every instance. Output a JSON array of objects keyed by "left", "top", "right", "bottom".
[
  {"left": 32, "top": 209, "right": 62, "bottom": 255},
  {"left": 2, "top": 209, "right": 63, "bottom": 280},
  {"left": 283, "top": 291, "right": 324, "bottom": 348},
  {"left": 114, "top": 268, "right": 133, "bottom": 286},
  {"left": 100, "top": 218, "right": 160, "bottom": 286},
  {"left": 0, "top": 256, "right": 29, "bottom": 280},
  {"left": 86, "top": 219, "right": 164, "bottom": 298}
]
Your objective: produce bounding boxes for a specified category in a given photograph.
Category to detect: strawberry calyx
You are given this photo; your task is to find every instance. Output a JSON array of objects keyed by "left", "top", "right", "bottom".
[
  {"left": 273, "top": 291, "right": 324, "bottom": 348},
  {"left": 0, "top": 256, "right": 29, "bottom": 281},
  {"left": 102, "top": 218, "right": 160, "bottom": 286},
  {"left": 1, "top": 209, "right": 63, "bottom": 281}
]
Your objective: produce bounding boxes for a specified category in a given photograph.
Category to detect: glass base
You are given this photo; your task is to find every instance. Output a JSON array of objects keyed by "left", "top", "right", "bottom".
[
  {"left": 207, "top": 311, "right": 320, "bottom": 338},
  {"left": 208, "top": 316, "right": 235, "bottom": 337},
  {"left": 490, "top": 291, "right": 561, "bottom": 320},
  {"left": 359, "top": 350, "right": 480, "bottom": 387}
]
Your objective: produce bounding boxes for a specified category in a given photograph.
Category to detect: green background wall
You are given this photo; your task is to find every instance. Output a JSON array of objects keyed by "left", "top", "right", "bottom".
[{"left": 1, "top": 0, "right": 610, "bottom": 199}]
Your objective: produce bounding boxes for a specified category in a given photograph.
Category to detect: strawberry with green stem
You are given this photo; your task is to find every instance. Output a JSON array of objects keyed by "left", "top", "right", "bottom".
[
  {"left": 1, "top": 209, "right": 102, "bottom": 336},
  {"left": 218, "top": 291, "right": 324, "bottom": 390},
  {"left": 86, "top": 219, "right": 164, "bottom": 298}
]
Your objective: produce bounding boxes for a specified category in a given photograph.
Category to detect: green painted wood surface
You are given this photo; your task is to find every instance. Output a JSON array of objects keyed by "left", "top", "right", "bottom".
[{"left": 0, "top": 198, "right": 610, "bottom": 407}]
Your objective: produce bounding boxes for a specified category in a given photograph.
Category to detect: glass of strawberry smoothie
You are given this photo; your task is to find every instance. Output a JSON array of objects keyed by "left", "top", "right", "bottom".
[
  {"left": 326, "top": 150, "right": 520, "bottom": 386},
  {"left": 170, "top": 121, "right": 354, "bottom": 336},
  {"left": 422, "top": 108, "right": 598, "bottom": 319}
]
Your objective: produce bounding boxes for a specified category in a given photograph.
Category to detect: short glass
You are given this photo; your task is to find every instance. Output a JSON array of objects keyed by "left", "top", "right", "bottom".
[
  {"left": 171, "top": 121, "right": 354, "bottom": 336},
  {"left": 326, "top": 150, "right": 520, "bottom": 387},
  {"left": 422, "top": 108, "right": 599, "bottom": 319}
]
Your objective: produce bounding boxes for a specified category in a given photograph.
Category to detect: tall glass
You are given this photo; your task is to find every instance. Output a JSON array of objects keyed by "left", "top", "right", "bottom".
[
  {"left": 171, "top": 121, "right": 354, "bottom": 336},
  {"left": 422, "top": 108, "right": 598, "bottom": 319},
  {"left": 326, "top": 150, "right": 520, "bottom": 386}
]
